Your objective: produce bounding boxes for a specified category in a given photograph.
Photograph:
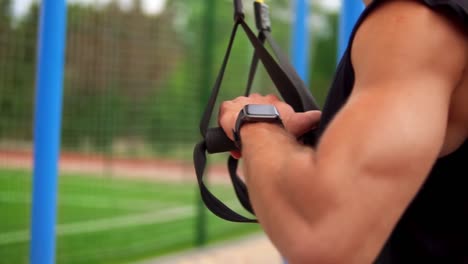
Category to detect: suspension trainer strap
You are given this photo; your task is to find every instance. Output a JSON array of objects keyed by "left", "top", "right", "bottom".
[
  {"left": 194, "top": 1, "right": 320, "bottom": 223},
  {"left": 223, "top": 20, "right": 321, "bottom": 218},
  {"left": 194, "top": 141, "right": 257, "bottom": 222},
  {"left": 229, "top": 15, "right": 323, "bottom": 215},
  {"left": 200, "top": 23, "right": 240, "bottom": 137},
  {"left": 226, "top": 32, "right": 266, "bottom": 216},
  {"left": 244, "top": 32, "right": 265, "bottom": 96},
  {"left": 239, "top": 19, "right": 318, "bottom": 112},
  {"left": 195, "top": 19, "right": 257, "bottom": 223}
]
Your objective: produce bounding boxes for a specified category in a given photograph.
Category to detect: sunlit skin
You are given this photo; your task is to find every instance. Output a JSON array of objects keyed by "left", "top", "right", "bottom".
[{"left": 217, "top": 0, "right": 467, "bottom": 263}]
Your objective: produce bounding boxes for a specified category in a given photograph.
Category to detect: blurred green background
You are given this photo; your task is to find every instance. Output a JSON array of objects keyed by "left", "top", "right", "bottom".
[{"left": 0, "top": 0, "right": 339, "bottom": 263}]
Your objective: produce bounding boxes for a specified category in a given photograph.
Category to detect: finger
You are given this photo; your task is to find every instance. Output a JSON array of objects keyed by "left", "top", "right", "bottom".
[
  {"left": 266, "top": 94, "right": 280, "bottom": 102},
  {"left": 232, "top": 96, "right": 248, "bottom": 103},
  {"left": 250, "top": 93, "right": 262, "bottom": 99},
  {"left": 218, "top": 101, "right": 229, "bottom": 118},
  {"left": 286, "top": 110, "right": 322, "bottom": 136},
  {"left": 218, "top": 102, "right": 236, "bottom": 141}
]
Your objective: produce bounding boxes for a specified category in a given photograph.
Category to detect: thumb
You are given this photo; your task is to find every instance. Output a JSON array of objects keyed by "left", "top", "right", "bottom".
[{"left": 286, "top": 110, "right": 321, "bottom": 137}]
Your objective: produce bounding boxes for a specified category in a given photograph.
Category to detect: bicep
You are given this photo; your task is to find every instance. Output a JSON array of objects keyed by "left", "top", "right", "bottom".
[
  {"left": 305, "top": 1, "right": 466, "bottom": 261},
  {"left": 317, "top": 0, "right": 466, "bottom": 193},
  {"left": 317, "top": 80, "right": 449, "bottom": 195},
  {"left": 310, "top": 80, "right": 450, "bottom": 263}
]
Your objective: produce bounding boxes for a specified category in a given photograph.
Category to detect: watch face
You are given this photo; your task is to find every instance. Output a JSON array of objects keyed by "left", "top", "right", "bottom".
[{"left": 244, "top": 104, "right": 279, "bottom": 117}]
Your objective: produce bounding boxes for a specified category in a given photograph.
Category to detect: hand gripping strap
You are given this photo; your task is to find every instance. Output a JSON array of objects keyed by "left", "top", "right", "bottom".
[
  {"left": 196, "top": 20, "right": 258, "bottom": 223},
  {"left": 195, "top": 11, "right": 320, "bottom": 223},
  {"left": 226, "top": 26, "right": 322, "bottom": 217},
  {"left": 221, "top": 22, "right": 322, "bottom": 219}
]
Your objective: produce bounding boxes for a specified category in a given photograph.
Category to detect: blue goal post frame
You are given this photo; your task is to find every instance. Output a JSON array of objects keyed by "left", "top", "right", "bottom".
[
  {"left": 292, "top": 0, "right": 365, "bottom": 86},
  {"left": 291, "top": 0, "right": 311, "bottom": 84},
  {"left": 30, "top": 0, "right": 67, "bottom": 263}
]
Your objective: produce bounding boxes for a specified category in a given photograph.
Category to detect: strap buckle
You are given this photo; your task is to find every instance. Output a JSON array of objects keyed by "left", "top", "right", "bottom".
[{"left": 254, "top": 1, "right": 271, "bottom": 32}]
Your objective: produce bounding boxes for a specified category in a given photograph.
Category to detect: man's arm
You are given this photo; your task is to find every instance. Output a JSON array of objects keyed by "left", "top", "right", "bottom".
[{"left": 219, "top": 1, "right": 466, "bottom": 263}]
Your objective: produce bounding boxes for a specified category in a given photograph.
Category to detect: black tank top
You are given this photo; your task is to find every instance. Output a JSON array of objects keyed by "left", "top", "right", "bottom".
[{"left": 315, "top": 1, "right": 468, "bottom": 262}]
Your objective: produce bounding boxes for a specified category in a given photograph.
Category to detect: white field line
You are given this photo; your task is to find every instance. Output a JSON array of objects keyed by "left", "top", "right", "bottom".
[
  {"left": 0, "top": 206, "right": 194, "bottom": 246},
  {"left": 0, "top": 193, "right": 246, "bottom": 247},
  {"left": 0, "top": 191, "right": 171, "bottom": 211}
]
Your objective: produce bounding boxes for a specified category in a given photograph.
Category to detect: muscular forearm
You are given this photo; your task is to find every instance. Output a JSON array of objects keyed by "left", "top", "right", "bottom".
[
  {"left": 240, "top": 123, "right": 335, "bottom": 263},
  {"left": 239, "top": 120, "right": 397, "bottom": 264},
  {"left": 241, "top": 123, "right": 317, "bottom": 216}
]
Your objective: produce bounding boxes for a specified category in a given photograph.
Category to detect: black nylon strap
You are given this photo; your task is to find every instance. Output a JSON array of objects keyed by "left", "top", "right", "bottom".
[
  {"left": 239, "top": 20, "right": 317, "bottom": 112},
  {"left": 195, "top": 20, "right": 257, "bottom": 223},
  {"left": 244, "top": 33, "right": 265, "bottom": 96},
  {"left": 228, "top": 156, "right": 255, "bottom": 214},
  {"left": 225, "top": 32, "right": 266, "bottom": 216},
  {"left": 263, "top": 31, "right": 318, "bottom": 111},
  {"left": 200, "top": 23, "right": 240, "bottom": 137},
  {"left": 194, "top": 141, "right": 256, "bottom": 222}
]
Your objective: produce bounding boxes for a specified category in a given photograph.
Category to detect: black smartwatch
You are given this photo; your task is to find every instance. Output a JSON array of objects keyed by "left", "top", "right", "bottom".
[{"left": 233, "top": 104, "right": 283, "bottom": 149}]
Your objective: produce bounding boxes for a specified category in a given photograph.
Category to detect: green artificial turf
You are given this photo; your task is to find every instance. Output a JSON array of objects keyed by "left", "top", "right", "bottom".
[{"left": 0, "top": 168, "right": 259, "bottom": 264}]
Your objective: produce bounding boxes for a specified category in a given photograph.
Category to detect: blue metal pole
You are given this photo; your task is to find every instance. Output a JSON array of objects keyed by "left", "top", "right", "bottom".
[
  {"left": 30, "top": 0, "right": 67, "bottom": 263},
  {"left": 288, "top": 4, "right": 311, "bottom": 263},
  {"left": 291, "top": 0, "right": 310, "bottom": 84},
  {"left": 338, "top": 0, "right": 364, "bottom": 63}
]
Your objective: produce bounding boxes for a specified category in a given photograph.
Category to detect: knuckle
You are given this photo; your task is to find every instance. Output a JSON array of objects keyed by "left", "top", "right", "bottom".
[
  {"left": 233, "top": 96, "right": 246, "bottom": 102},
  {"left": 218, "top": 114, "right": 227, "bottom": 124},
  {"left": 266, "top": 94, "right": 279, "bottom": 101},
  {"left": 220, "top": 101, "right": 229, "bottom": 109}
]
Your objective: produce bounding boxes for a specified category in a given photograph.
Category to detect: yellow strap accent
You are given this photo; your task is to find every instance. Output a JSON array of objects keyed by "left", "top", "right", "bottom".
[{"left": 255, "top": 0, "right": 265, "bottom": 3}]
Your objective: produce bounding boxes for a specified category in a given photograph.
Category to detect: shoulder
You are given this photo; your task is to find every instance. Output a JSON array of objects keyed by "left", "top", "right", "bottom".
[{"left": 351, "top": 0, "right": 467, "bottom": 91}]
